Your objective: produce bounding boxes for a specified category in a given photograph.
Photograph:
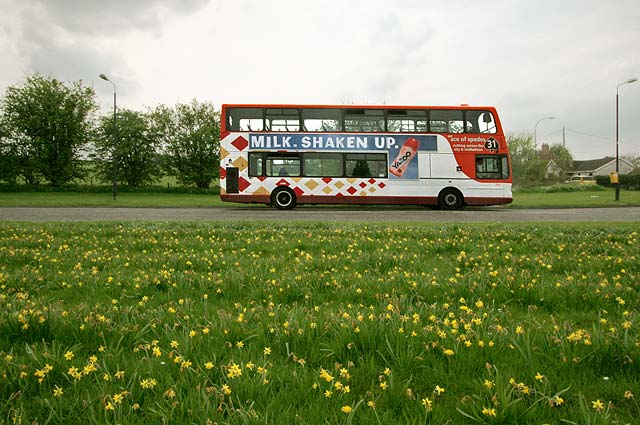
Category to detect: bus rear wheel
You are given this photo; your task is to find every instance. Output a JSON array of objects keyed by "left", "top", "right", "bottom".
[
  {"left": 271, "top": 187, "right": 297, "bottom": 210},
  {"left": 438, "top": 188, "right": 463, "bottom": 210}
]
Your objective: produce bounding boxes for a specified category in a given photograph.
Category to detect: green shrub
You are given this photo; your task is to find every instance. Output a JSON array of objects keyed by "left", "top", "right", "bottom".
[
  {"left": 0, "top": 183, "right": 219, "bottom": 195},
  {"left": 513, "top": 183, "right": 605, "bottom": 193},
  {"left": 596, "top": 174, "right": 640, "bottom": 190}
]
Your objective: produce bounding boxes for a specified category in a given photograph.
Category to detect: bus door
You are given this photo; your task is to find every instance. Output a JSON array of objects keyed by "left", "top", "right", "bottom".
[{"left": 226, "top": 167, "right": 239, "bottom": 193}]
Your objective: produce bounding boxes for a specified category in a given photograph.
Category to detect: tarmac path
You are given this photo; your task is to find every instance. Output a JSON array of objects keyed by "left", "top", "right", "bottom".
[{"left": 0, "top": 207, "right": 638, "bottom": 223}]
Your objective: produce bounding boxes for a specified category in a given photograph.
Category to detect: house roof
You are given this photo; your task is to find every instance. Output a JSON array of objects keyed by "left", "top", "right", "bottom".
[{"left": 572, "top": 157, "right": 615, "bottom": 172}]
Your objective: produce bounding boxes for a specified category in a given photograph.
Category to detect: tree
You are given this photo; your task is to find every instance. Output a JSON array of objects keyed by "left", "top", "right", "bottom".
[
  {"left": 1, "top": 74, "right": 97, "bottom": 186},
  {"left": 506, "top": 133, "right": 546, "bottom": 186},
  {"left": 622, "top": 155, "right": 640, "bottom": 171},
  {"left": 93, "top": 109, "right": 162, "bottom": 187},
  {"left": 151, "top": 100, "right": 220, "bottom": 188},
  {"left": 0, "top": 119, "right": 20, "bottom": 183},
  {"left": 549, "top": 144, "right": 573, "bottom": 175}
]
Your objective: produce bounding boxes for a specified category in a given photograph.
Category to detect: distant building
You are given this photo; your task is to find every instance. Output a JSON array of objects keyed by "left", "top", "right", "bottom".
[{"left": 567, "top": 157, "right": 635, "bottom": 181}]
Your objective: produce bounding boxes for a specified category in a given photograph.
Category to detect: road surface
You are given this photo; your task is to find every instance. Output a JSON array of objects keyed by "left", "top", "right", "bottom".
[{"left": 0, "top": 207, "right": 638, "bottom": 222}]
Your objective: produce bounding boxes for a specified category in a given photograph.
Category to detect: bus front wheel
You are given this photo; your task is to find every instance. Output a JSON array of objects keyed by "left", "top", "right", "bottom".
[
  {"left": 438, "top": 188, "right": 463, "bottom": 210},
  {"left": 271, "top": 187, "right": 297, "bottom": 210}
]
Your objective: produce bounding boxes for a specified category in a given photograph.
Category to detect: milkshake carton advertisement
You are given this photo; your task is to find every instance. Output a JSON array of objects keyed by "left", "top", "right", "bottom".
[{"left": 248, "top": 133, "right": 437, "bottom": 180}]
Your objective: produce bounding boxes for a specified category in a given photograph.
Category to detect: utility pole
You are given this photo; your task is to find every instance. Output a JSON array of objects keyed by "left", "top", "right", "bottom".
[{"left": 562, "top": 126, "right": 566, "bottom": 147}]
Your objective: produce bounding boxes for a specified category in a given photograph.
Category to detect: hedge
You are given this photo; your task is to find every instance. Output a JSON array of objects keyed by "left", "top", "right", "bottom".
[
  {"left": 595, "top": 174, "right": 640, "bottom": 190},
  {"left": 0, "top": 184, "right": 220, "bottom": 195}
]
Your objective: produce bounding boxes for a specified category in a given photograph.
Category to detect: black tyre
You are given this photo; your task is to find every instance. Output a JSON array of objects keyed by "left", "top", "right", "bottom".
[
  {"left": 438, "top": 188, "right": 463, "bottom": 210},
  {"left": 271, "top": 187, "right": 297, "bottom": 210}
]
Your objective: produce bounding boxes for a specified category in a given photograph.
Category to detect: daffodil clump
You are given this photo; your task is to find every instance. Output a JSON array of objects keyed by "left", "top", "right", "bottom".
[{"left": 0, "top": 222, "right": 638, "bottom": 424}]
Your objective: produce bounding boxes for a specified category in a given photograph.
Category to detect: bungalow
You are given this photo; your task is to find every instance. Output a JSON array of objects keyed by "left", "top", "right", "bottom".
[{"left": 567, "top": 157, "right": 635, "bottom": 181}]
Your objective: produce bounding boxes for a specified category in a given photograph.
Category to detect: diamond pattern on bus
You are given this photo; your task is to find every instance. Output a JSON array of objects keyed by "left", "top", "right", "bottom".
[
  {"left": 231, "top": 136, "right": 249, "bottom": 151},
  {"left": 254, "top": 186, "right": 270, "bottom": 195},
  {"left": 334, "top": 181, "right": 345, "bottom": 189},
  {"left": 322, "top": 177, "right": 333, "bottom": 184},
  {"left": 378, "top": 182, "right": 386, "bottom": 189},
  {"left": 305, "top": 180, "right": 319, "bottom": 190},
  {"left": 293, "top": 187, "right": 304, "bottom": 196},
  {"left": 238, "top": 177, "right": 251, "bottom": 192},
  {"left": 359, "top": 191, "right": 368, "bottom": 196},
  {"left": 276, "top": 179, "right": 290, "bottom": 187},
  {"left": 232, "top": 157, "right": 248, "bottom": 171},
  {"left": 322, "top": 186, "right": 334, "bottom": 194},
  {"left": 220, "top": 167, "right": 226, "bottom": 179},
  {"left": 220, "top": 147, "right": 229, "bottom": 160},
  {"left": 346, "top": 187, "right": 357, "bottom": 195},
  {"left": 359, "top": 182, "right": 367, "bottom": 189}
]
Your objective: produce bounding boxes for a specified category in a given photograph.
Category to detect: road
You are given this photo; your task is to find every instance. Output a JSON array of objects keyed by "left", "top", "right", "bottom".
[{"left": 0, "top": 207, "right": 639, "bottom": 222}]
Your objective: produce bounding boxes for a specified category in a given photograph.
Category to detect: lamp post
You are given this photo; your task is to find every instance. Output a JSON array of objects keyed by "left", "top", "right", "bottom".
[
  {"left": 534, "top": 116, "right": 555, "bottom": 157},
  {"left": 99, "top": 74, "right": 117, "bottom": 201},
  {"left": 615, "top": 77, "right": 638, "bottom": 201}
]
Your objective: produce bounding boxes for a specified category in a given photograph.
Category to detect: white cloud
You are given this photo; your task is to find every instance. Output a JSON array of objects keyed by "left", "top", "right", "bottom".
[{"left": 1, "top": 0, "right": 638, "bottom": 159}]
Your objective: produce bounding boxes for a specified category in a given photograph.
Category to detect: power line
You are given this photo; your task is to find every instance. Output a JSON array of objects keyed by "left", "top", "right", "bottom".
[
  {"left": 564, "top": 128, "right": 612, "bottom": 141},
  {"left": 539, "top": 129, "right": 564, "bottom": 139}
]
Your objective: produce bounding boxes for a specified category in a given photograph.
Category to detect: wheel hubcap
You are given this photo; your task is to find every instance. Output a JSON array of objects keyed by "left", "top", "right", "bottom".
[
  {"left": 277, "top": 193, "right": 291, "bottom": 206},
  {"left": 445, "top": 194, "right": 457, "bottom": 205}
]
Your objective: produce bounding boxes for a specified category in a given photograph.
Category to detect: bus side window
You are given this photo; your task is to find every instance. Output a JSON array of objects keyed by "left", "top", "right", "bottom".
[
  {"left": 302, "top": 108, "right": 342, "bottom": 132},
  {"left": 266, "top": 154, "right": 301, "bottom": 177},
  {"left": 229, "top": 108, "right": 264, "bottom": 131},
  {"left": 266, "top": 108, "right": 300, "bottom": 132},
  {"left": 249, "top": 153, "right": 263, "bottom": 176},
  {"left": 430, "top": 110, "right": 464, "bottom": 133}
]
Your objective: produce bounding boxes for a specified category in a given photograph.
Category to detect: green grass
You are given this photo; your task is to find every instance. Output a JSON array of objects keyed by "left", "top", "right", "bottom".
[
  {"left": 0, "top": 222, "right": 638, "bottom": 424},
  {"left": 0, "top": 188, "right": 639, "bottom": 208},
  {"left": 508, "top": 189, "right": 640, "bottom": 208}
]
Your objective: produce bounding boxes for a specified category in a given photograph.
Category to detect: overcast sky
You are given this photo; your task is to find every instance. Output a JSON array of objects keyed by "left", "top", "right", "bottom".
[{"left": 1, "top": 0, "right": 638, "bottom": 159}]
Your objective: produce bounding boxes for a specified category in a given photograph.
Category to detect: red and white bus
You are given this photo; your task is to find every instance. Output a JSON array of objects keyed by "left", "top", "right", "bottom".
[{"left": 219, "top": 104, "right": 512, "bottom": 209}]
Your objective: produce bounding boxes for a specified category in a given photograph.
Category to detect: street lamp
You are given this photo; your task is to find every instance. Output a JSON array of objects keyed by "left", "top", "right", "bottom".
[
  {"left": 615, "top": 77, "right": 638, "bottom": 201},
  {"left": 534, "top": 116, "right": 555, "bottom": 157},
  {"left": 99, "top": 74, "right": 117, "bottom": 201}
]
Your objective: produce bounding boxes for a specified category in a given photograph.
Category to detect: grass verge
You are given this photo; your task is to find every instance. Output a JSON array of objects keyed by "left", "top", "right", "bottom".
[{"left": 0, "top": 222, "right": 638, "bottom": 424}]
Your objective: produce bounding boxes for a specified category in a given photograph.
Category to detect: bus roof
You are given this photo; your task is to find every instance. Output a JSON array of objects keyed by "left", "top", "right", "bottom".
[{"left": 221, "top": 104, "right": 498, "bottom": 112}]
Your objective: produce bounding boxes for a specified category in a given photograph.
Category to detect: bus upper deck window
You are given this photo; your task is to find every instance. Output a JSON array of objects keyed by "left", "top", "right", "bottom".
[{"left": 229, "top": 108, "right": 264, "bottom": 132}]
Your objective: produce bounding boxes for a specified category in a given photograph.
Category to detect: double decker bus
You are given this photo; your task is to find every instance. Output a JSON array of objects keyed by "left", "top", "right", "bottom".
[{"left": 219, "top": 104, "right": 512, "bottom": 210}]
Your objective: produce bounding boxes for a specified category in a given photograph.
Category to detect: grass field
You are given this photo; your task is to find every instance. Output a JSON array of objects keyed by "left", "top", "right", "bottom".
[
  {"left": 0, "top": 222, "right": 638, "bottom": 424},
  {"left": 0, "top": 189, "right": 639, "bottom": 209}
]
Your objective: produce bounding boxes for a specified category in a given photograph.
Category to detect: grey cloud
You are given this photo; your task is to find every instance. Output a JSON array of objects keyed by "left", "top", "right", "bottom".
[
  {"left": 30, "top": 43, "right": 138, "bottom": 97},
  {"left": 34, "top": 0, "right": 210, "bottom": 35},
  {"left": 11, "top": 0, "right": 210, "bottom": 102}
]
